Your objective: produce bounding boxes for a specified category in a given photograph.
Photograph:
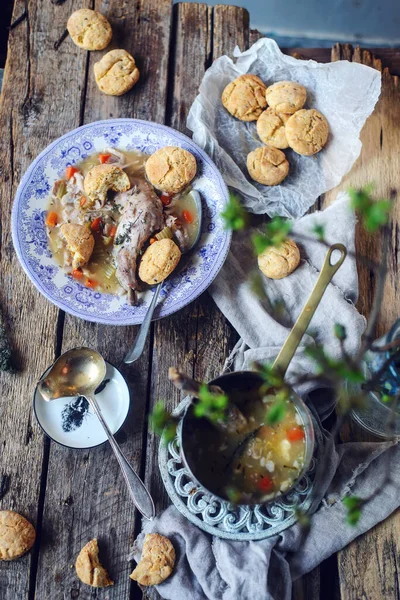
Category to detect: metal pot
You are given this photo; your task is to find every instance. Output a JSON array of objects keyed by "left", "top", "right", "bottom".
[{"left": 179, "top": 244, "right": 347, "bottom": 505}]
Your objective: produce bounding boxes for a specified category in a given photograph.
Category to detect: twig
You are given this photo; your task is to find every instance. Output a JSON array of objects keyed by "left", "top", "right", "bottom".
[
  {"left": 9, "top": 11, "right": 27, "bottom": 30},
  {"left": 54, "top": 29, "right": 68, "bottom": 51}
]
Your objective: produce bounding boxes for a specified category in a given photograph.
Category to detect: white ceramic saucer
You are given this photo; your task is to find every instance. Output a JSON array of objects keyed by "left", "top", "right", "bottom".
[{"left": 33, "top": 361, "right": 130, "bottom": 449}]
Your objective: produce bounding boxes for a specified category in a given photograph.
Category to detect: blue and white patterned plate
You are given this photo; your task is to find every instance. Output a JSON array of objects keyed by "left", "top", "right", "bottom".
[{"left": 12, "top": 119, "right": 231, "bottom": 325}]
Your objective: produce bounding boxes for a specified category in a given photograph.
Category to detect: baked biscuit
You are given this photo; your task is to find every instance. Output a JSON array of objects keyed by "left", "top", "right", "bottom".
[
  {"left": 265, "top": 81, "right": 306, "bottom": 115},
  {"left": 84, "top": 164, "right": 130, "bottom": 205},
  {"left": 247, "top": 146, "right": 289, "bottom": 186},
  {"left": 285, "top": 109, "right": 329, "bottom": 156},
  {"left": 258, "top": 239, "right": 300, "bottom": 279},
  {"left": 139, "top": 239, "right": 181, "bottom": 285},
  {"left": 145, "top": 146, "right": 197, "bottom": 194},
  {"left": 256, "top": 108, "right": 288, "bottom": 149},
  {"left": 222, "top": 74, "right": 267, "bottom": 121},
  {"left": 67, "top": 9, "right": 112, "bottom": 51},
  {"left": 94, "top": 49, "right": 140, "bottom": 96},
  {"left": 60, "top": 224, "right": 95, "bottom": 270},
  {"left": 75, "top": 539, "right": 113, "bottom": 588},
  {"left": 0, "top": 510, "right": 36, "bottom": 561},
  {"left": 130, "top": 533, "right": 176, "bottom": 586}
]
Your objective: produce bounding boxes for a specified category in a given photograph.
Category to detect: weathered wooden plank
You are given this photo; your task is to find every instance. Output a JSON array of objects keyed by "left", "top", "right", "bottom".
[
  {"left": 213, "top": 4, "right": 249, "bottom": 58},
  {"left": 138, "top": 4, "right": 247, "bottom": 599},
  {"left": 33, "top": 1, "right": 173, "bottom": 599},
  {"left": 322, "top": 44, "right": 400, "bottom": 600},
  {"left": 0, "top": 0, "right": 90, "bottom": 598}
]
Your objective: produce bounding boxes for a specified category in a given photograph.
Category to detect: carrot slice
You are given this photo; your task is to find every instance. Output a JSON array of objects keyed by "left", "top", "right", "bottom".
[
  {"left": 286, "top": 427, "right": 305, "bottom": 442},
  {"left": 46, "top": 211, "right": 58, "bottom": 227},
  {"left": 80, "top": 196, "right": 87, "bottom": 207},
  {"left": 182, "top": 209, "right": 194, "bottom": 224},
  {"left": 109, "top": 225, "right": 117, "bottom": 238},
  {"left": 65, "top": 166, "right": 79, "bottom": 180},
  {"left": 258, "top": 475, "right": 274, "bottom": 493},
  {"left": 99, "top": 153, "right": 111, "bottom": 164},
  {"left": 86, "top": 278, "right": 97, "bottom": 289},
  {"left": 149, "top": 237, "right": 157, "bottom": 245},
  {"left": 71, "top": 268, "right": 84, "bottom": 280},
  {"left": 160, "top": 192, "right": 173, "bottom": 206},
  {"left": 91, "top": 217, "right": 103, "bottom": 233}
]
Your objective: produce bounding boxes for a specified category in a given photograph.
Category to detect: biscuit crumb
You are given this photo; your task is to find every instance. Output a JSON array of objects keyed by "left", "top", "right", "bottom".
[
  {"left": 0, "top": 510, "right": 36, "bottom": 561},
  {"left": 75, "top": 539, "right": 113, "bottom": 588},
  {"left": 130, "top": 533, "right": 175, "bottom": 586}
]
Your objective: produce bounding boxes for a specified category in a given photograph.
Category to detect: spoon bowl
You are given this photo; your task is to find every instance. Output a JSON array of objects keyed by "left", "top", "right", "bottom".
[{"left": 38, "top": 347, "right": 106, "bottom": 401}]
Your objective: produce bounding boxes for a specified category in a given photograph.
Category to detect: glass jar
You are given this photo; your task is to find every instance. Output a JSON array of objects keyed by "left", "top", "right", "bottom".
[{"left": 350, "top": 318, "right": 400, "bottom": 438}]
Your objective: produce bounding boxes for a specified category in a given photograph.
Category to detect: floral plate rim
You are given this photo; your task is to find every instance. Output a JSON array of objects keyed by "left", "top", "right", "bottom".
[{"left": 11, "top": 118, "right": 232, "bottom": 326}]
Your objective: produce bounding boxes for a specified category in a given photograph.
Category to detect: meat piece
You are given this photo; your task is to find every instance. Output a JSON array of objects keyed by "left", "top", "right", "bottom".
[{"left": 113, "top": 179, "right": 163, "bottom": 291}]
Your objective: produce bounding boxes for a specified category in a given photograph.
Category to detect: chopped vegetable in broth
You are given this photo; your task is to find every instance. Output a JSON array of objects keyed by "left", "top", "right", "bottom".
[
  {"left": 45, "top": 148, "right": 199, "bottom": 301},
  {"left": 184, "top": 384, "right": 307, "bottom": 503}
]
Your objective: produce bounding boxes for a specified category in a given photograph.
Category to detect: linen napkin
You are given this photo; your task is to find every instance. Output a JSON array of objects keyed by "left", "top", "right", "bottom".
[{"left": 131, "top": 194, "right": 400, "bottom": 600}]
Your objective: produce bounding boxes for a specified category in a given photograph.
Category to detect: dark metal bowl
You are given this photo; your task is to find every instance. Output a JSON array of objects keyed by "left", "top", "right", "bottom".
[{"left": 180, "top": 371, "right": 315, "bottom": 506}]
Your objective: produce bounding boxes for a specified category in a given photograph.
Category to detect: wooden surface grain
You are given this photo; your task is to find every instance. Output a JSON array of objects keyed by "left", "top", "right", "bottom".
[
  {"left": 0, "top": 0, "right": 89, "bottom": 597},
  {"left": 0, "top": 2, "right": 399, "bottom": 600},
  {"left": 324, "top": 43, "right": 400, "bottom": 600}
]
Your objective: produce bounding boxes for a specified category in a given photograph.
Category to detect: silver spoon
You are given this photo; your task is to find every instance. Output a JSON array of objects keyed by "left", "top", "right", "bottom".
[
  {"left": 123, "top": 190, "right": 203, "bottom": 365},
  {"left": 37, "top": 347, "right": 155, "bottom": 520}
]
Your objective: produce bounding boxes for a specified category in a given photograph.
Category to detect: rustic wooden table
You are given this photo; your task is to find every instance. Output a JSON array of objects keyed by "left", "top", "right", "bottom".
[{"left": 0, "top": 2, "right": 399, "bottom": 599}]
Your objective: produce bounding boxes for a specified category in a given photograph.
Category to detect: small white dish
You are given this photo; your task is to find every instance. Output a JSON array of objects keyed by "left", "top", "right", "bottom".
[{"left": 33, "top": 361, "right": 130, "bottom": 449}]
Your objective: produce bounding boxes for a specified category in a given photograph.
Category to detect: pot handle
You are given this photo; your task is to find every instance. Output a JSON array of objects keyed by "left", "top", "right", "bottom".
[{"left": 272, "top": 243, "right": 347, "bottom": 378}]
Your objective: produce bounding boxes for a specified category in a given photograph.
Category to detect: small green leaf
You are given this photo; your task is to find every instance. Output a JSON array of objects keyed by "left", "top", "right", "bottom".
[
  {"left": 226, "top": 486, "right": 242, "bottom": 504},
  {"left": 312, "top": 224, "right": 325, "bottom": 242},
  {"left": 220, "top": 193, "right": 249, "bottom": 231},
  {"left": 334, "top": 324, "right": 347, "bottom": 341},
  {"left": 196, "top": 384, "right": 229, "bottom": 423},
  {"left": 348, "top": 186, "right": 392, "bottom": 233},
  {"left": 295, "top": 508, "right": 311, "bottom": 531},
  {"left": 266, "top": 397, "right": 287, "bottom": 425},
  {"left": 252, "top": 217, "right": 292, "bottom": 255},
  {"left": 343, "top": 495, "right": 363, "bottom": 526},
  {"left": 149, "top": 401, "right": 177, "bottom": 444}
]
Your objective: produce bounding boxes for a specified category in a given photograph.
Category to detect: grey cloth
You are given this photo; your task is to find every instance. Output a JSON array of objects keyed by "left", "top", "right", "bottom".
[{"left": 132, "top": 194, "right": 400, "bottom": 599}]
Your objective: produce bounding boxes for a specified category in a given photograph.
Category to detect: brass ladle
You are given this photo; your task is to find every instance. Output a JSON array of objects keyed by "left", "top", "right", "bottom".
[{"left": 37, "top": 347, "right": 155, "bottom": 520}]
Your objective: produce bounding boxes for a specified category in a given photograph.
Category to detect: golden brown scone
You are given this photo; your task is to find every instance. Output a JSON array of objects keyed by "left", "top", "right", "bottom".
[
  {"left": 145, "top": 146, "right": 197, "bottom": 194},
  {"left": 130, "top": 533, "right": 175, "bottom": 586},
  {"left": 285, "top": 109, "right": 329, "bottom": 156},
  {"left": 75, "top": 539, "right": 113, "bottom": 588},
  {"left": 221, "top": 74, "right": 267, "bottom": 121},
  {"left": 247, "top": 146, "right": 289, "bottom": 186},
  {"left": 84, "top": 164, "right": 130, "bottom": 206},
  {"left": 60, "top": 224, "right": 95, "bottom": 270},
  {"left": 278, "top": 113, "right": 292, "bottom": 124},
  {"left": 265, "top": 81, "right": 307, "bottom": 115},
  {"left": 0, "top": 510, "right": 36, "bottom": 561},
  {"left": 258, "top": 239, "right": 300, "bottom": 279},
  {"left": 67, "top": 9, "right": 112, "bottom": 51},
  {"left": 256, "top": 108, "right": 288, "bottom": 149},
  {"left": 139, "top": 239, "right": 181, "bottom": 285},
  {"left": 94, "top": 49, "right": 140, "bottom": 96}
]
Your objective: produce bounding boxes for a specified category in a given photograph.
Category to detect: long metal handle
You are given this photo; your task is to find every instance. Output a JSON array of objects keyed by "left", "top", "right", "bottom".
[
  {"left": 86, "top": 394, "right": 155, "bottom": 520},
  {"left": 123, "top": 283, "right": 162, "bottom": 365},
  {"left": 272, "top": 243, "right": 347, "bottom": 377}
]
